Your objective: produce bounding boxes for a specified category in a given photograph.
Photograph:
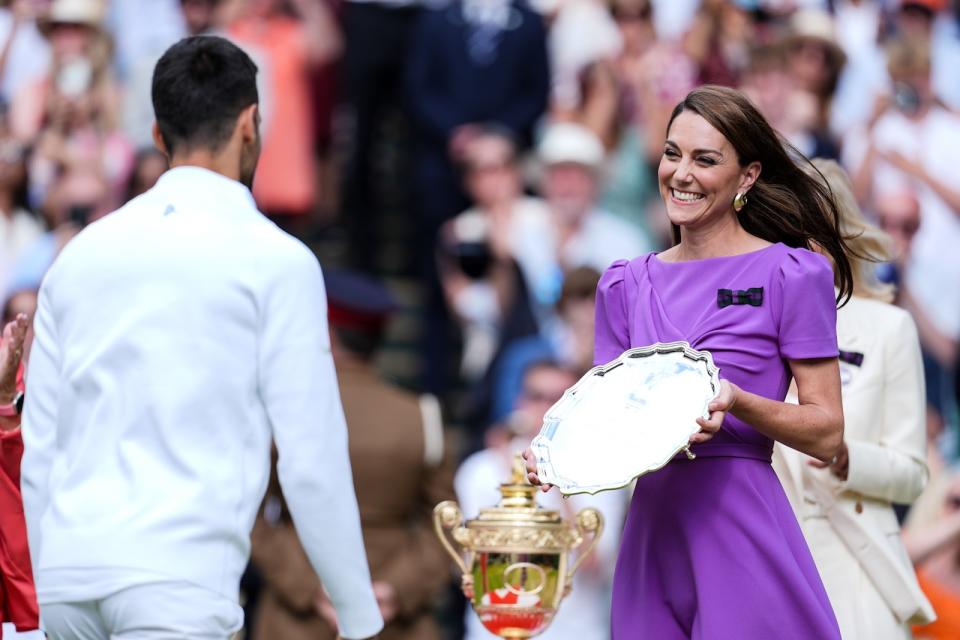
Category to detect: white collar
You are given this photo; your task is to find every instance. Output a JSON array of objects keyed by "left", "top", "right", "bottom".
[{"left": 153, "top": 166, "right": 259, "bottom": 217}]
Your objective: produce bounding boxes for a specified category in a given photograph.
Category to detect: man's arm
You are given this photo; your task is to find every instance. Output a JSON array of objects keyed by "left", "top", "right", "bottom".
[
  {"left": 21, "top": 282, "right": 62, "bottom": 570},
  {"left": 257, "top": 244, "right": 383, "bottom": 640}
]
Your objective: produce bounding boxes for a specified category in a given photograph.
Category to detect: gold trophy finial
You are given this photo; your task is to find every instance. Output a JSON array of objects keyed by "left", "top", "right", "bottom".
[
  {"left": 510, "top": 453, "right": 527, "bottom": 485},
  {"left": 498, "top": 453, "right": 538, "bottom": 510},
  {"left": 433, "top": 453, "right": 604, "bottom": 638}
]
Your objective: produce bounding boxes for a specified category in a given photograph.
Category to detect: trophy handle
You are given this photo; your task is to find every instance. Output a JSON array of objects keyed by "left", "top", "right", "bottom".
[
  {"left": 433, "top": 500, "right": 471, "bottom": 575},
  {"left": 567, "top": 507, "right": 604, "bottom": 583}
]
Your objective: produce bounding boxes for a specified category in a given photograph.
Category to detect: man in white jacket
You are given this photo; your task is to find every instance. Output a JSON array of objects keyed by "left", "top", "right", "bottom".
[{"left": 20, "top": 35, "right": 383, "bottom": 640}]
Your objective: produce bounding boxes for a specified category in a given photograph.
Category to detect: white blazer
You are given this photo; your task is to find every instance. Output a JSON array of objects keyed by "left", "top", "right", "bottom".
[{"left": 774, "top": 296, "right": 934, "bottom": 639}]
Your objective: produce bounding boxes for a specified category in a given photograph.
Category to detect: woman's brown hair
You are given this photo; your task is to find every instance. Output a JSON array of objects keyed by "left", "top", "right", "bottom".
[{"left": 667, "top": 85, "right": 854, "bottom": 304}]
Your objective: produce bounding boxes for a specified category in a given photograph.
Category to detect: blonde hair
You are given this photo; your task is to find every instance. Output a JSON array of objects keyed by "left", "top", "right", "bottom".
[{"left": 809, "top": 159, "right": 895, "bottom": 303}]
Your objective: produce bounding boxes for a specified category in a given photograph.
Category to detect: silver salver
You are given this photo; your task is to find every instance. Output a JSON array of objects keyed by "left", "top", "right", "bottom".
[{"left": 530, "top": 341, "right": 721, "bottom": 495}]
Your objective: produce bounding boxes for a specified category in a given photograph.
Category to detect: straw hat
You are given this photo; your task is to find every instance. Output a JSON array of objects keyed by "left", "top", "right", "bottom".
[
  {"left": 38, "top": 0, "right": 106, "bottom": 37},
  {"left": 537, "top": 122, "right": 606, "bottom": 172},
  {"left": 786, "top": 9, "right": 846, "bottom": 69}
]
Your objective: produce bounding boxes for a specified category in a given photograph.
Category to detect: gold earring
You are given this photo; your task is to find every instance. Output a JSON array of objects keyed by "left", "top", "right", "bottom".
[{"left": 733, "top": 191, "right": 748, "bottom": 212}]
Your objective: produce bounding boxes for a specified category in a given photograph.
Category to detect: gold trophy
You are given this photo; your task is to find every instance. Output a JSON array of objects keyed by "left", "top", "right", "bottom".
[{"left": 433, "top": 455, "right": 603, "bottom": 639}]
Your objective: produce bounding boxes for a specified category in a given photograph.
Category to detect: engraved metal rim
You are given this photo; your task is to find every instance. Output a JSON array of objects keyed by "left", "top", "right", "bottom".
[{"left": 530, "top": 341, "right": 721, "bottom": 496}]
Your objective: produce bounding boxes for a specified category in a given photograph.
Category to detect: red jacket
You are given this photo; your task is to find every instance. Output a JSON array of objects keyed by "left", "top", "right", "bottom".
[{"left": 0, "top": 362, "right": 39, "bottom": 635}]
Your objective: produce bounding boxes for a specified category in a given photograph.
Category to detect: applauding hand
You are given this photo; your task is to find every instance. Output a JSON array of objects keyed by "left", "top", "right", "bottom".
[
  {"left": 0, "top": 313, "right": 29, "bottom": 431},
  {"left": 0, "top": 313, "right": 28, "bottom": 399}
]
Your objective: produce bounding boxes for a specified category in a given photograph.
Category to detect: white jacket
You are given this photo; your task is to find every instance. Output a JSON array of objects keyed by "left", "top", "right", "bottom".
[
  {"left": 774, "top": 296, "right": 934, "bottom": 639},
  {"left": 21, "top": 166, "right": 383, "bottom": 639}
]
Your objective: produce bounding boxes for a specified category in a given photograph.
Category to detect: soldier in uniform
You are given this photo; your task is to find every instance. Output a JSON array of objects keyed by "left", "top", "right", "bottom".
[{"left": 251, "top": 270, "right": 457, "bottom": 640}]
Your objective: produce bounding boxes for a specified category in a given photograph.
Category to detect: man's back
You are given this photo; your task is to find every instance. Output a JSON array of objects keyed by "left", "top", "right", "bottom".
[{"left": 21, "top": 168, "right": 374, "bottom": 622}]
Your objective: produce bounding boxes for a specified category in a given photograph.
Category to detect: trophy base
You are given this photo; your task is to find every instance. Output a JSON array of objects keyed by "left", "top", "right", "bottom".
[{"left": 476, "top": 605, "right": 554, "bottom": 639}]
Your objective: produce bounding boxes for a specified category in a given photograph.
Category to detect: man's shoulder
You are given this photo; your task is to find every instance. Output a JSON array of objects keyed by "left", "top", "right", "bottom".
[
  {"left": 250, "top": 225, "right": 320, "bottom": 275},
  {"left": 50, "top": 204, "right": 135, "bottom": 266}
]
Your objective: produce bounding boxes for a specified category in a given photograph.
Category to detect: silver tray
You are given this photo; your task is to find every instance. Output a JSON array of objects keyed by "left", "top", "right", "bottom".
[{"left": 530, "top": 342, "right": 721, "bottom": 495}]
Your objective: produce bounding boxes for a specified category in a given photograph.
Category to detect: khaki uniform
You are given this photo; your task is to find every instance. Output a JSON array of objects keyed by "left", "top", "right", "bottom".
[{"left": 251, "top": 361, "right": 456, "bottom": 640}]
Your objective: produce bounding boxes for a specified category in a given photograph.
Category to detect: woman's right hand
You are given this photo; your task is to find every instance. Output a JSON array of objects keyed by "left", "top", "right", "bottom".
[
  {"left": 521, "top": 448, "right": 553, "bottom": 493},
  {"left": 692, "top": 379, "right": 738, "bottom": 445}
]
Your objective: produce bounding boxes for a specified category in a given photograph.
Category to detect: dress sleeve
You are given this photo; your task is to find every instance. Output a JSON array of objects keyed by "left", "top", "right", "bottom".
[
  {"left": 773, "top": 249, "right": 839, "bottom": 360},
  {"left": 594, "top": 260, "right": 631, "bottom": 366}
]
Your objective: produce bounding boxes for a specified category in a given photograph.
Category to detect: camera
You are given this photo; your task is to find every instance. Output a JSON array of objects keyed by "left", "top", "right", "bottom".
[
  {"left": 68, "top": 204, "right": 94, "bottom": 227},
  {"left": 452, "top": 241, "right": 493, "bottom": 280},
  {"left": 892, "top": 82, "right": 921, "bottom": 116}
]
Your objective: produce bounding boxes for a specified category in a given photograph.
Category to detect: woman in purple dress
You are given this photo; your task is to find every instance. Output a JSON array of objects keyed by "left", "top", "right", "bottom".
[{"left": 525, "top": 85, "right": 852, "bottom": 638}]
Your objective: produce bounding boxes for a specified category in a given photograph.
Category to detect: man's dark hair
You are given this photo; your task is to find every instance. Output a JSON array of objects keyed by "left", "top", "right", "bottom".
[{"left": 151, "top": 35, "right": 258, "bottom": 154}]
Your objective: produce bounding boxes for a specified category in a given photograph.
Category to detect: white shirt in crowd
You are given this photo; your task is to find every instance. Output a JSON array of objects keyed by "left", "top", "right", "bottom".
[
  {"left": 556, "top": 208, "right": 650, "bottom": 275},
  {"left": 0, "top": 208, "right": 44, "bottom": 296},
  {"left": 842, "top": 106, "right": 960, "bottom": 339},
  {"left": 21, "top": 166, "right": 384, "bottom": 639},
  {"left": 0, "top": 10, "right": 49, "bottom": 104},
  {"left": 455, "top": 438, "right": 627, "bottom": 640}
]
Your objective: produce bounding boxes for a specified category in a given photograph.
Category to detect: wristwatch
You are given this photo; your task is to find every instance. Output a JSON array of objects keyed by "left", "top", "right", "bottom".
[{"left": 0, "top": 391, "right": 24, "bottom": 418}]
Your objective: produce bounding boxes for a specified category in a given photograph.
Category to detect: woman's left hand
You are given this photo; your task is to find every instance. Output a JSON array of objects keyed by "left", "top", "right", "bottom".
[
  {"left": 808, "top": 441, "right": 849, "bottom": 480},
  {"left": 692, "top": 379, "right": 738, "bottom": 445}
]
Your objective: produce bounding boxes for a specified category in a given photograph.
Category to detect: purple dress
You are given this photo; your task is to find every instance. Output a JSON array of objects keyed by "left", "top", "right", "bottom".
[{"left": 597, "top": 243, "right": 841, "bottom": 639}]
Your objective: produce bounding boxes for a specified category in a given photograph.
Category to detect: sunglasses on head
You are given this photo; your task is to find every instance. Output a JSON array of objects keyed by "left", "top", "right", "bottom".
[{"left": 610, "top": 4, "right": 651, "bottom": 22}]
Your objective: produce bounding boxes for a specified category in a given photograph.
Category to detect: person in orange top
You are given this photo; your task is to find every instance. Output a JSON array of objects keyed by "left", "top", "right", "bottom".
[
  {"left": 905, "top": 470, "right": 960, "bottom": 640},
  {"left": 225, "top": 0, "right": 342, "bottom": 225},
  {"left": 0, "top": 312, "right": 40, "bottom": 639}
]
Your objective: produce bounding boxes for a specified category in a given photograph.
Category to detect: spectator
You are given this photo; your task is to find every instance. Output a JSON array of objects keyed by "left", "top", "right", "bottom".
[
  {"left": 405, "top": 0, "right": 550, "bottom": 243},
  {"left": 8, "top": 164, "right": 109, "bottom": 293},
  {"left": 0, "top": 0, "right": 50, "bottom": 105},
  {"left": 1, "top": 282, "right": 36, "bottom": 364},
  {"left": 0, "top": 114, "right": 42, "bottom": 295},
  {"left": 17, "top": 0, "right": 133, "bottom": 209},
  {"left": 545, "top": 0, "right": 621, "bottom": 114},
  {"left": 602, "top": 0, "right": 682, "bottom": 239},
  {"left": 774, "top": 159, "right": 934, "bottom": 639},
  {"left": 783, "top": 9, "right": 846, "bottom": 158},
  {"left": 844, "top": 36, "right": 960, "bottom": 424},
  {"left": 455, "top": 360, "right": 626, "bottom": 640},
  {"left": 830, "top": 0, "right": 890, "bottom": 135},
  {"left": 107, "top": 0, "right": 185, "bottom": 83},
  {"left": 683, "top": 0, "right": 752, "bottom": 88},
  {"left": 611, "top": 0, "right": 696, "bottom": 169},
  {"left": 0, "top": 312, "right": 42, "bottom": 640},
  {"left": 10, "top": 0, "right": 119, "bottom": 143},
  {"left": 436, "top": 127, "right": 551, "bottom": 382},
  {"left": 875, "top": 189, "right": 921, "bottom": 290},
  {"left": 534, "top": 121, "right": 650, "bottom": 272}
]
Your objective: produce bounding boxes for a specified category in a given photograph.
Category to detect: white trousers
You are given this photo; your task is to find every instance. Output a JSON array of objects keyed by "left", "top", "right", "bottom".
[{"left": 40, "top": 581, "right": 243, "bottom": 640}]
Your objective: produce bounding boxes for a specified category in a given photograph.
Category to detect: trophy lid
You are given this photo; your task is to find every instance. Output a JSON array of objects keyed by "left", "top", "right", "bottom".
[{"left": 471, "top": 454, "right": 563, "bottom": 526}]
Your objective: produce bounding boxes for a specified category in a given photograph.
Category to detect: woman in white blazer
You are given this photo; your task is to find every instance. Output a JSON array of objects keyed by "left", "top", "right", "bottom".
[{"left": 773, "top": 159, "right": 935, "bottom": 640}]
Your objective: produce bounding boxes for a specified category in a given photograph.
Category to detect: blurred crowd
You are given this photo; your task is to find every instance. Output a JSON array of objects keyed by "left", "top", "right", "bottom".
[{"left": 1, "top": 0, "right": 960, "bottom": 638}]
